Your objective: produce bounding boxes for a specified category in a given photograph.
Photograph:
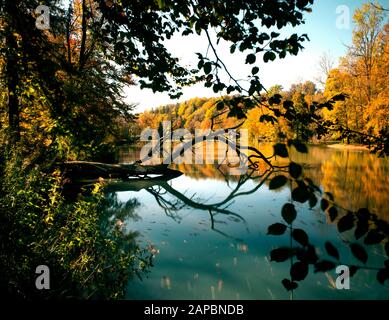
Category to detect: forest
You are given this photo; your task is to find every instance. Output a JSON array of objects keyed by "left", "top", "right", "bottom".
[
  {"left": 137, "top": 12, "right": 389, "bottom": 143},
  {"left": 0, "top": 0, "right": 388, "bottom": 300}
]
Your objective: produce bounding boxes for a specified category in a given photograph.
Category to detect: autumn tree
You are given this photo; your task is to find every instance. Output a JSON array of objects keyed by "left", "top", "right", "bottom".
[
  {"left": 0, "top": 0, "right": 136, "bottom": 156},
  {"left": 316, "top": 51, "right": 335, "bottom": 87},
  {"left": 324, "top": 2, "right": 388, "bottom": 143}
]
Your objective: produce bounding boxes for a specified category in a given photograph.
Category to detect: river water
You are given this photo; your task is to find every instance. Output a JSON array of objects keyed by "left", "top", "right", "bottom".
[{"left": 108, "top": 143, "right": 389, "bottom": 299}]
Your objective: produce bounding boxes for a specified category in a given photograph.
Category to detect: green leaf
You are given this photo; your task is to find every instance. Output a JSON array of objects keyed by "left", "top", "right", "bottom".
[
  {"left": 324, "top": 192, "right": 334, "bottom": 201},
  {"left": 329, "top": 210, "right": 338, "bottom": 222},
  {"left": 356, "top": 208, "right": 370, "bottom": 220},
  {"left": 259, "top": 114, "right": 277, "bottom": 124},
  {"left": 283, "top": 100, "right": 293, "bottom": 110},
  {"left": 350, "top": 243, "right": 368, "bottom": 264},
  {"left": 203, "top": 62, "right": 212, "bottom": 74},
  {"left": 268, "top": 94, "right": 282, "bottom": 106},
  {"left": 291, "top": 186, "right": 310, "bottom": 203},
  {"left": 376, "top": 219, "right": 389, "bottom": 234},
  {"left": 269, "top": 175, "right": 288, "bottom": 190},
  {"left": 251, "top": 66, "right": 259, "bottom": 75},
  {"left": 267, "top": 223, "right": 287, "bottom": 235},
  {"left": 325, "top": 241, "right": 339, "bottom": 260},
  {"left": 364, "top": 230, "right": 385, "bottom": 245},
  {"left": 328, "top": 206, "right": 338, "bottom": 222},
  {"left": 216, "top": 101, "right": 224, "bottom": 110},
  {"left": 282, "top": 203, "right": 297, "bottom": 224},
  {"left": 282, "top": 278, "right": 298, "bottom": 291},
  {"left": 246, "top": 53, "right": 256, "bottom": 64},
  {"left": 308, "top": 195, "right": 317, "bottom": 208},
  {"left": 157, "top": 0, "right": 166, "bottom": 9},
  {"left": 355, "top": 220, "right": 369, "bottom": 240},
  {"left": 270, "top": 247, "right": 293, "bottom": 262},
  {"left": 337, "top": 214, "right": 354, "bottom": 232},
  {"left": 288, "top": 140, "right": 308, "bottom": 153},
  {"left": 264, "top": 51, "right": 276, "bottom": 62},
  {"left": 290, "top": 261, "right": 309, "bottom": 281},
  {"left": 289, "top": 162, "right": 302, "bottom": 179},
  {"left": 273, "top": 143, "right": 288, "bottom": 158},
  {"left": 292, "top": 229, "right": 309, "bottom": 246},
  {"left": 331, "top": 93, "right": 347, "bottom": 101},
  {"left": 350, "top": 266, "right": 360, "bottom": 277},
  {"left": 296, "top": 244, "right": 318, "bottom": 264},
  {"left": 320, "top": 199, "right": 329, "bottom": 211}
]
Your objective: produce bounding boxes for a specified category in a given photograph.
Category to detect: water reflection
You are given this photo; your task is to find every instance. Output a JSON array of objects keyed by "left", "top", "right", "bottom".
[
  {"left": 112, "top": 144, "right": 388, "bottom": 299},
  {"left": 164, "top": 144, "right": 389, "bottom": 219}
]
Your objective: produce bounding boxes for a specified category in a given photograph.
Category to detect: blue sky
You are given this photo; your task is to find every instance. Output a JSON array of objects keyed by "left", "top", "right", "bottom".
[{"left": 125, "top": 0, "right": 388, "bottom": 112}]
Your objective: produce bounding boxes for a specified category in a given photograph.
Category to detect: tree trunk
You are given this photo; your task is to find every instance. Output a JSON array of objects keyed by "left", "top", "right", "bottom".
[{"left": 60, "top": 161, "right": 182, "bottom": 183}]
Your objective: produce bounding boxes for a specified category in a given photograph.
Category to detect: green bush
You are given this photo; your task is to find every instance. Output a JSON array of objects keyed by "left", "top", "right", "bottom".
[{"left": 0, "top": 147, "right": 152, "bottom": 299}]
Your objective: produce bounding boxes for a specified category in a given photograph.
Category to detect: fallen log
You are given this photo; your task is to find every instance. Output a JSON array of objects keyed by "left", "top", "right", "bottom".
[{"left": 60, "top": 161, "right": 182, "bottom": 183}]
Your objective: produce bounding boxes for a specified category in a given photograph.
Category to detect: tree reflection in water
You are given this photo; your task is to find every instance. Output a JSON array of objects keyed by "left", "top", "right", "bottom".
[
  {"left": 114, "top": 144, "right": 388, "bottom": 296},
  {"left": 112, "top": 145, "right": 389, "bottom": 297}
]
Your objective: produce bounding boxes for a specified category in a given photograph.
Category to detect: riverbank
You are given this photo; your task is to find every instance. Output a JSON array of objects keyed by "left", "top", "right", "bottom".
[{"left": 325, "top": 143, "right": 370, "bottom": 151}]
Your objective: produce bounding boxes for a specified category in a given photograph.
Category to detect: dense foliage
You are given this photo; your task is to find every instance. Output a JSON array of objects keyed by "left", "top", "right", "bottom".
[
  {"left": 137, "top": 4, "right": 388, "bottom": 152},
  {"left": 0, "top": 0, "right": 387, "bottom": 298}
]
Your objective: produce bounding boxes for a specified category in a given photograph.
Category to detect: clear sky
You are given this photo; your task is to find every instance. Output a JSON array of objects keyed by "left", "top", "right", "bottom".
[{"left": 125, "top": 0, "right": 388, "bottom": 112}]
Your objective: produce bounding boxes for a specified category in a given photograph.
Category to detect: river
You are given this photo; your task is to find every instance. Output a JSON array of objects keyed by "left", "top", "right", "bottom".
[{"left": 107, "top": 143, "right": 389, "bottom": 299}]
